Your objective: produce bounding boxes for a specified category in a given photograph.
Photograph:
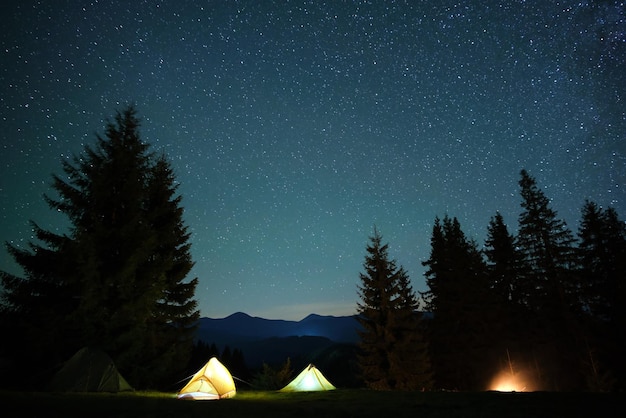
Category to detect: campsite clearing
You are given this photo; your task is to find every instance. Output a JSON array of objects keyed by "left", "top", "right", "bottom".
[{"left": 1, "top": 389, "right": 624, "bottom": 418}]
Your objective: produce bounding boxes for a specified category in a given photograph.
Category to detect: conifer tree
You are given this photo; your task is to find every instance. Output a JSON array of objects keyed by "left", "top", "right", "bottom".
[
  {"left": 516, "top": 169, "right": 579, "bottom": 314},
  {"left": 484, "top": 211, "right": 532, "bottom": 383},
  {"left": 422, "top": 215, "right": 492, "bottom": 390},
  {"left": 515, "top": 169, "right": 581, "bottom": 390},
  {"left": 357, "top": 228, "right": 432, "bottom": 390},
  {"left": 485, "top": 212, "right": 525, "bottom": 306},
  {"left": 578, "top": 200, "right": 626, "bottom": 324},
  {"left": 0, "top": 106, "right": 199, "bottom": 389},
  {"left": 578, "top": 200, "right": 626, "bottom": 390}
]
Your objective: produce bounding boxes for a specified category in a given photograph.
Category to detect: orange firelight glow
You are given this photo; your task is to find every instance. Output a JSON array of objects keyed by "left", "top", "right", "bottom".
[{"left": 489, "top": 371, "right": 529, "bottom": 392}]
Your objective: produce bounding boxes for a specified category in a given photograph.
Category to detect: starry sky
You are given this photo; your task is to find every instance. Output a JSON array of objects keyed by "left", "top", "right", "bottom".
[{"left": 1, "top": 1, "right": 625, "bottom": 321}]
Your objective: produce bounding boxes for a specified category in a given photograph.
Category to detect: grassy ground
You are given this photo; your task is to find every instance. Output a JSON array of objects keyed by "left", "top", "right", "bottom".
[{"left": 2, "top": 389, "right": 625, "bottom": 418}]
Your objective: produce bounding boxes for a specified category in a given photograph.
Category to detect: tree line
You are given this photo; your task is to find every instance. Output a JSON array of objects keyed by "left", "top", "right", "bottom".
[
  {"left": 1, "top": 105, "right": 623, "bottom": 392},
  {"left": 356, "top": 170, "right": 625, "bottom": 391}
]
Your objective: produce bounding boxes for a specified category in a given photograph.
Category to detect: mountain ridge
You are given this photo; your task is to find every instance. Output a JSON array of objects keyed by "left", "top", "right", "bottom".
[
  {"left": 195, "top": 312, "right": 363, "bottom": 368},
  {"left": 196, "top": 311, "right": 362, "bottom": 343}
]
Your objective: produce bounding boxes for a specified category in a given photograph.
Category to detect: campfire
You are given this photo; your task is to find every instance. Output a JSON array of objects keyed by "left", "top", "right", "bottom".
[
  {"left": 488, "top": 350, "right": 533, "bottom": 391},
  {"left": 489, "top": 370, "right": 527, "bottom": 392}
]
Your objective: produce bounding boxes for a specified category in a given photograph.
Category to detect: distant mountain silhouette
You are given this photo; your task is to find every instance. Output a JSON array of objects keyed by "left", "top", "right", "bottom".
[
  {"left": 195, "top": 312, "right": 363, "bottom": 369},
  {"left": 197, "top": 312, "right": 362, "bottom": 343}
]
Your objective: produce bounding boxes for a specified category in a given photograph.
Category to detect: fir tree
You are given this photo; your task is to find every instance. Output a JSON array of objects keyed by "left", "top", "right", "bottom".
[
  {"left": 578, "top": 200, "right": 626, "bottom": 324},
  {"left": 0, "top": 106, "right": 199, "bottom": 389},
  {"left": 357, "top": 227, "right": 432, "bottom": 390},
  {"left": 484, "top": 211, "right": 533, "bottom": 385},
  {"left": 515, "top": 169, "right": 581, "bottom": 390},
  {"left": 516, "top": 169, "right": 579, "bottom": 315},
  {"left": 392, "top": 270, "right": 433, "bottom": 390},
  {"left": 420, "top": 217, "right": 446, "bottom": 314},
  {"left": 578, "top": 201, "right": 626, "bottom": 390},
  {"left": 421, "top": 215, "right": 493, "bottom": 390},
  {"left": 485, "top": 212, "right": 525, "bottom": 306}
]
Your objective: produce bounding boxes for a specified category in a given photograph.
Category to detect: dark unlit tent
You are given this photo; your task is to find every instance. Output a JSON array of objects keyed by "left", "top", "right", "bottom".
[{"left": 48, "top": 347, "right": 133, "bottom": 392}]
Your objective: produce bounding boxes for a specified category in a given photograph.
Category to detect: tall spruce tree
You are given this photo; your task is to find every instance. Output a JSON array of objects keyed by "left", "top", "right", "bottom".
[
  {"left": 515, "top": 169, "right": 581, "bottom": 390},
  {"left": 484, "top": 211, "right": 533, "bottom": 385},
  {"left": 578, "top": 200, "right": 626, "bottom": 324},
  {"left": 578, "top": 200, "right": 626, "bottom": 390},
  {"left": 0, "top": 106, "right": 199, "bottom": 389},
  {"left": 356, "top": 228, "right": 432, "bottom": 390},
  {"left": 516, "top": 169, "right": 579, "bottom": 314},
  {"left": 485, "top": 212, "right": 525, "bottom": 306},
  {"left": 421, "top": 215, "right": 493, "bottom": 390}
]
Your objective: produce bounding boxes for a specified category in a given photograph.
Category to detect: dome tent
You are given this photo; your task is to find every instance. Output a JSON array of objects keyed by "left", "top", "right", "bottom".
[
  {"left": 177, "top": 357, "right": 236, "bottom": 400},
  {"left": 280, "top": 364, "right": 336, "bottom": 392},
  {"left": 47, "top": 347, "right": 133, "bottom": 392}
]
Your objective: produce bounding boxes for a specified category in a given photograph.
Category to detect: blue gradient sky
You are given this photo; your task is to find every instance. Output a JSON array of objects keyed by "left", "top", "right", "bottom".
[{"left": 1, "top": 1, "right": 624, "bottom": 320}]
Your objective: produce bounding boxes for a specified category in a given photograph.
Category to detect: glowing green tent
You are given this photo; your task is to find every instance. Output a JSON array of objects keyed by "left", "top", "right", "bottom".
[
  {"left": 48, "top": 347, "right": 133, "bottom": 392},
  {"left": 280, "top": 364, "right": 336, "bottom": 392}
]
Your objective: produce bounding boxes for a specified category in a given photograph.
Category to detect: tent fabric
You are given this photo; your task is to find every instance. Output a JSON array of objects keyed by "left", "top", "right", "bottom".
[
  {"left": 280, "top": 364, "right": 336, "bottom": 392},
  {"left": 48, "top": 347, "right": 133, "bottom": 392},
  {"left": 177, "top": 357, "right": 236, "bottom": 400}
]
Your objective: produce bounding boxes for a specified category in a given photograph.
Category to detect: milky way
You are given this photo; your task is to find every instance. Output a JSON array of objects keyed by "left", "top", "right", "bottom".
[{"left": 1, "top": 1, "right": 624, "bottom": 320}]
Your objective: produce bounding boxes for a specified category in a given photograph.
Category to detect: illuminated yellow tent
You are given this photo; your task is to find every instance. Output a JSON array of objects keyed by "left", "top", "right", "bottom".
[
  {"left": 177, "top": 357, "right": 236, "bottom": 400},
  {"left": 280, "top": 364, "right": 336, "bottom": 392}
]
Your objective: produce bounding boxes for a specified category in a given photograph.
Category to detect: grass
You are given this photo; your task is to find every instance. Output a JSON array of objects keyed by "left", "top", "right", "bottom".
[{"left": 2, "top": 389, "right": 625, "bottom": 418}]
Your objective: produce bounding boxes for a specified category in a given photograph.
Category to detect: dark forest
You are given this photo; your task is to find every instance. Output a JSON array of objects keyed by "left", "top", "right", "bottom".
[{"left": 1, "top": 107, "right": 624, "bottom": 392}]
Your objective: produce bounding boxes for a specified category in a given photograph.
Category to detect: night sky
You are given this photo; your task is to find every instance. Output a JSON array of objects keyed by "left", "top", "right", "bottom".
[{"left": 1, "top": 1, "right": 624, "bottom": 320}]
